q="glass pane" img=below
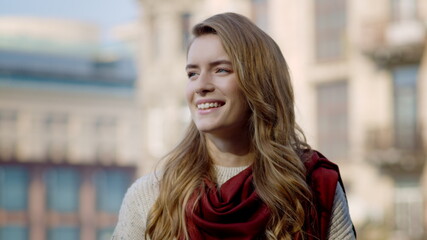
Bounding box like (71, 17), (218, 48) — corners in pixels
(0, 226), (28, 240)
(251, 0), (268, 31)
(0, 166), (29, 211)
(315, 0), (347, 60)
(394, 180), (424, 238)
(393, 65), (418, 149)
(181, 13), (191, 49)
(46, 168), (80, 212)
(95, 169), (131, 213)
(48, 227), (79, 240)
(317, 81), (349, 160)
(97, 227), (114, 240)
(391, 0), (417, 21)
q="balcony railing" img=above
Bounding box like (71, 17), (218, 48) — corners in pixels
(0, 131), (130, 166)
(366, 126), (425, 177)
(358, 18), (426, 66)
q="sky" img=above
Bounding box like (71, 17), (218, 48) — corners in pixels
(0, 0), (140, 41)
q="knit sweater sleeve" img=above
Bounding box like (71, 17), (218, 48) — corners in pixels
(328, 183), (356, 240)
(111, 173), (160, 240)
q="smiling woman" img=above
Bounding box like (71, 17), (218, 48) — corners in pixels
(112, 12), (356, 240)
(185, 34), (251, 149)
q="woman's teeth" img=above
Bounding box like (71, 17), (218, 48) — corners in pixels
(197, 102), (223, 110)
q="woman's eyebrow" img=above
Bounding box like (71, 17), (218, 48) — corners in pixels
(185, 63), (199, 70)
(185, 60), (232, 70)
(209, 60), (232, 67)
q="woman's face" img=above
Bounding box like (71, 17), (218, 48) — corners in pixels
(185, 34), (250, 137)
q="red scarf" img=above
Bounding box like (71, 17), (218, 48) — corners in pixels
(185, 151), (354, 240)
(186, 166), (270, 240)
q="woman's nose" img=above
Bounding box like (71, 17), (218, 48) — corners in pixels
(194, 73), (215, 95)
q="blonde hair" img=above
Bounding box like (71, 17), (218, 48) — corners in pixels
(146, 12), (312, 239)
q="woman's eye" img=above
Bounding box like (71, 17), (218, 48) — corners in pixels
(187, 72), (197, 78)
(216, 68), (230, 73)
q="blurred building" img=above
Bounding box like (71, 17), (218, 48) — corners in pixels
(0, 17), (142, 240)
(137, 0), (427, 239)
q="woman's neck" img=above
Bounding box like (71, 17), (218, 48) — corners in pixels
(205, 133), (254, 167)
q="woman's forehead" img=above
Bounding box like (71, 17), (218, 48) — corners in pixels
(187, 34), (230, 65)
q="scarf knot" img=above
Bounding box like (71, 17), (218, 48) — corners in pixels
(186, 167), (270, 240)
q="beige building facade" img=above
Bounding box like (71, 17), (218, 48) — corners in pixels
(0, 17), (142, 240)
(136, 0), (427, 239)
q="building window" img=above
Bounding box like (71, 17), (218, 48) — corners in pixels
(97, 227), (115, 240)
(44, 113), (69, 161)
(148, 14), (159, 59)
(47, 226), (80, 240)
(394, 179), (424, 238)
(391, 0), (417, 21)
(0, 166), (29, 211)
(0, 110), (18, 160)
(314, 0), (347, 61)
(0, 226), (28, 240)
(181, 13), (192, 49)
(95, 169), (130, 213)
(46, 167), (80, 212)
(0, 164), (133, 240)
(94, 169), (131, 240)
(0, 166), (29, 240)
(251, 0), (269, 31)
(317, 81), (349, 161)
(392, 65), (418, 150)
(95, 117), (117, 162)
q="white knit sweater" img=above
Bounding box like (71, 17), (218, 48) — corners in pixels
(112, 165), (355, 240)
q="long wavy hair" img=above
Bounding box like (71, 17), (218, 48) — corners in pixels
(146, 12), (312, 240)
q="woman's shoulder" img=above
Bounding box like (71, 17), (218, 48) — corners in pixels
(112, 172), (161, 239)
(117, 171), (162, 216)
(126, 172), (161, 200)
